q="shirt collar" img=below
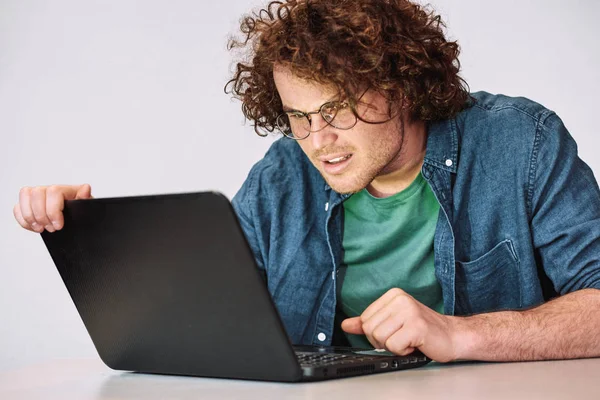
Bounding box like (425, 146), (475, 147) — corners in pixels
(423, 116), (459, 174)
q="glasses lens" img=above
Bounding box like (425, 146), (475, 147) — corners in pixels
(321, 102), (356, 130)
(277, 113), (310, 139)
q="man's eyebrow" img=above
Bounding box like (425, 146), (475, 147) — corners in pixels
(281, 95), (343, 113)
(282, 105), (299, 113)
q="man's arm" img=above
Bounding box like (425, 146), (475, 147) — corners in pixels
(342, 287), (600, 362)
(456, 288), (600, 361)
(443, 111), (600, 362)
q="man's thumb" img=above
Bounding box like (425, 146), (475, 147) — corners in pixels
(341, 317), (364, 335)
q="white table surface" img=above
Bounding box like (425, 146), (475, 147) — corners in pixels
(1, 357), (599, 400)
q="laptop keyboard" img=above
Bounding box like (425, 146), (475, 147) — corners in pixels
(295, 351), (426, 367)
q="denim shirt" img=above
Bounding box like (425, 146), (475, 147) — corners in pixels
(231, 91), (600, 346)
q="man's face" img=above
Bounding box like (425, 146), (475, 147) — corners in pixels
(273, 66), (407, 194)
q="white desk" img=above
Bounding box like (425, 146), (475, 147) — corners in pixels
(1, 357), (599, 399)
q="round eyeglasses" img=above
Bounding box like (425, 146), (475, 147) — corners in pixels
(275, 100), (358, 140)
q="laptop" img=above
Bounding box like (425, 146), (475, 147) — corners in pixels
(40, 191), (430, 382)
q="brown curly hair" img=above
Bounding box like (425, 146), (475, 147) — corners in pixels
(225, 0), (470, 136)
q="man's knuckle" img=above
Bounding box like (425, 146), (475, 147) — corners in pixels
(22, 213), (34, 223)
(372, 328), (388, 344)
(385, 337), (402, 354)
(34, 186), (46, 194)
(392, 294), (410, 308)
(30, 187), (43, 199)
(46, 185), (60, 197)
(19, 186), (31, 197)
(361, 320), (374, 334)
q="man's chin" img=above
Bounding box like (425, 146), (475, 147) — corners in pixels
(323, 177), (367, 195)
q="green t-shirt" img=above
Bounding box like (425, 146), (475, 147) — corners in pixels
(339, 172), (443, 348)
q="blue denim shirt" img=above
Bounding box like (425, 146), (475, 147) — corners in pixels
(231, 91), (600, 346)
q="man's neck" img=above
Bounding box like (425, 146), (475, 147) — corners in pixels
(367, 119), (427, 198)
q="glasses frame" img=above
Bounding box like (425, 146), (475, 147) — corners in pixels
(276, 97), (361, 140)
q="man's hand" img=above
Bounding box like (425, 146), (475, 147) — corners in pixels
(13, 184), (93, 233)
(341, 288), (461, 362)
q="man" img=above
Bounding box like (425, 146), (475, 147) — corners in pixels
(13, 0), (600, 363)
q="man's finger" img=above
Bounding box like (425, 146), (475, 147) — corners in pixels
(75, 183), (92, 200)
(341, 317), (364, 335)
(361, 303), (395, 337)
(19, 187), (40, 231)
(370, 314), (406, 350)
(13, 204), (31, 230)
(46, 186), (66, 230)
(52, 184), (89, 201)
(385, 327), (421, 356)
(360, 288), (407, 322)
(31, 187), (51, 229)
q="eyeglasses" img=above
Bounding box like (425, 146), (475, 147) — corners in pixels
(276, 100), (358, 140)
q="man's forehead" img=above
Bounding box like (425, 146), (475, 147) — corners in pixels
(273, 65), (340, 110)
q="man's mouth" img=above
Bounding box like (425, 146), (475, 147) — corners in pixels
(326, 154), (352, 164)
(319, 153), (353, 175)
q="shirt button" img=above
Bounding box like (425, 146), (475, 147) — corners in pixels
(325, 202), (329, 212)
(317, 333), (327, 342)
(445, 159), (453, 167)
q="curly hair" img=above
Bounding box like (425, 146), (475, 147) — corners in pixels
(225, 0), (470, 136)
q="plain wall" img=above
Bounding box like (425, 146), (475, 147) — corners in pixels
(1, 0), (598, 370)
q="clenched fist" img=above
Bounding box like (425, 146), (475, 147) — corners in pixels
(342, 288), (462, 362)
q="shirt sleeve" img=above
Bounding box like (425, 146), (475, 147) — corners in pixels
(231, 167), (267, 279)
(530, 112), (600, 294)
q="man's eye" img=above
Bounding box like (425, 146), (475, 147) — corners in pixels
(323, 102), (346, 114)
(334, 102), (350, 111)
(288, 113), (305, 119)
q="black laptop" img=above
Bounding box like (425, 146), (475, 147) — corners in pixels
(40, 191), (430, 382)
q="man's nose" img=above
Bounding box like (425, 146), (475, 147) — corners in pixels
(309, 116), (338, 150)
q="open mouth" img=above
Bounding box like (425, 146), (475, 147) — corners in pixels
(326, 154), (352, 164)
(321, 154), (353, 175)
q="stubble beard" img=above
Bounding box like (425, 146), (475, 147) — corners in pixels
(321, 119), (406, 195)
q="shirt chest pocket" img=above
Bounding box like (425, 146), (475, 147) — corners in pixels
(454, 239), (522, 315)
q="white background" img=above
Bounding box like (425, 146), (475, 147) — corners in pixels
(0, 0), (598, 370)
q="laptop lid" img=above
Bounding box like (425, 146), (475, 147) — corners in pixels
(41, 191), (303, 382)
